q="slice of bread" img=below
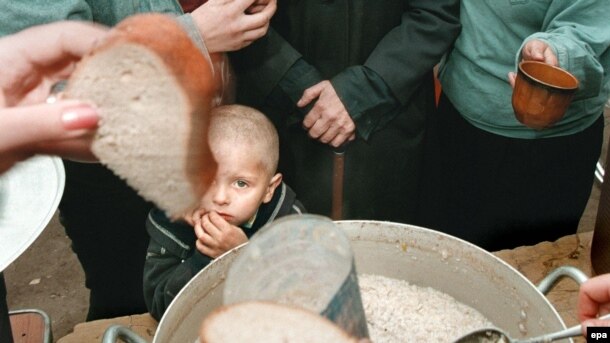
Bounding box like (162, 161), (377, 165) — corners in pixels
(199, 301), (358, 343)
(65, 13), (216, 217)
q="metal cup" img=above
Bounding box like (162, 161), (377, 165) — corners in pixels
(223, 214), (369, 340)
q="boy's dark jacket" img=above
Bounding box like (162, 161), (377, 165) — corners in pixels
(143, 182), (305, 320)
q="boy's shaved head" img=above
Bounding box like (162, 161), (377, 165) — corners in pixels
(208, 104), (279, 175)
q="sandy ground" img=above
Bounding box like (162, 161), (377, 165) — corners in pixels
(4, 213), (88, 340)
(4, 107), (610, 341)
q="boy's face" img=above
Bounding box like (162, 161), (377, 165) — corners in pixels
(198, 142), (281, 226)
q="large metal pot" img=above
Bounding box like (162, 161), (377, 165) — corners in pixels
(151, 220), (572, 342)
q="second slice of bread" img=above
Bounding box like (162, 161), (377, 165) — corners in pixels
(199, 301), (358, 343)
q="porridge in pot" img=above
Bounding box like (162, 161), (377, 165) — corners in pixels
(359, 274), (494, 342)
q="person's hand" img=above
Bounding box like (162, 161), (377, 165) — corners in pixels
(508, 39), (558, 87)
(578, 274), (610, 335)
(520, 39), (558, 66)
(0, 101), (98, 173)
(246, 0), (270, 14)
(0, 21), (107, 173)
(193, 211), (248, 258)
(191, 0), (276, 53)
(182, 207), (204, 226)
(298, 80), (356, 148)
(0, 21), (107, 107)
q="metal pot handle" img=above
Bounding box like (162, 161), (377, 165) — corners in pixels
(101, 325), (150, 343)
(536, 266), (588, 295)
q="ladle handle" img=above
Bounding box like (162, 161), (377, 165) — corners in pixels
(519, 313), (610, 343)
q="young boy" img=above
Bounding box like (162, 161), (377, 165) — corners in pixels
(143, 104), (305, 320)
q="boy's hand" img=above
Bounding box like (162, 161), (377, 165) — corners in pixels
(182, 208), (206, 227)
(194, 211), (247, 258)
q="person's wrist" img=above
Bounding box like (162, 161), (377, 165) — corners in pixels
(190, 7), (225, 54)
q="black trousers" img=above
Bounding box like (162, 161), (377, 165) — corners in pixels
(59, 161), (152, 321)
(1, 274), (13, 343)
(417, 93), (603, 251)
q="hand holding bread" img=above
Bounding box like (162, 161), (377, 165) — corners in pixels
(65, 13), (218, 217)
(0, 21), (107, 107)
(60, 8), (269, 217)
(0, 21), (106, 173)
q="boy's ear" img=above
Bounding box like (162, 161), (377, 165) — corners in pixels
(262, 173), (282, 203)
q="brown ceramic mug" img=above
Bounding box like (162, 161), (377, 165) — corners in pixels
(512, 61), (579, 129)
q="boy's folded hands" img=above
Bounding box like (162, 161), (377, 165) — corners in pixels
(192, 211), (248, 258)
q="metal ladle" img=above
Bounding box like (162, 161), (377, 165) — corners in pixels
(454, 313), (610, 343)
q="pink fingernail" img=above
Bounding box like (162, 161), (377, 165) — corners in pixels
(62, 105), (99, 130)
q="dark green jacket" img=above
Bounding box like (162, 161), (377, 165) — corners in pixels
(231, 1), (461, 220)
(143, 182), (305, 320)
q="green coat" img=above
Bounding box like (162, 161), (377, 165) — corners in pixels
(0, 1), (211, 57)
(0, 1), (181, 29)
(231, 0), (461, 221)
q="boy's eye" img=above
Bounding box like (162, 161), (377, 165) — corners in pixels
(234, 180), (248, 188)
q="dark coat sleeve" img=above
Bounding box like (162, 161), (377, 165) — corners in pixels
(142, 210), (212, 320)
(231, 0), (460, 104)
(143, 240), (212, 321)
(363, 0), (461, 104)
(229, 28), (303, 106)
(333, 0), (461, 137)
(231, 0), (460, 136)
